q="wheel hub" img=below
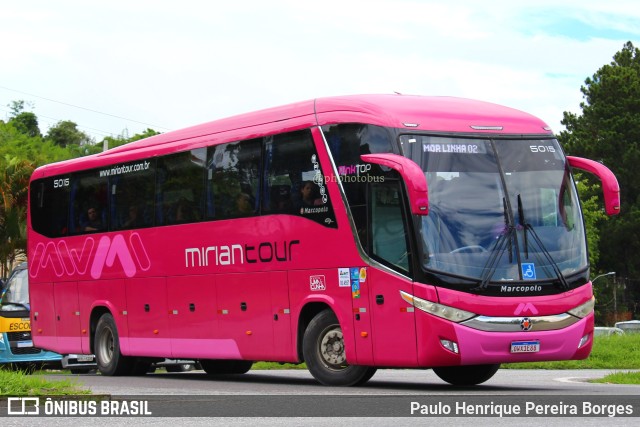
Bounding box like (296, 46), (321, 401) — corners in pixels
(320, 328), (345, 367)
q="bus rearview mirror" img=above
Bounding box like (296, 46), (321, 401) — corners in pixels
(567, 156), (620, 216)
(360, 153), (429, 215)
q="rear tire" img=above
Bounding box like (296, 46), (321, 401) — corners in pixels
(302, 309), (376, 386)
(200, 360), (253, 375)
(94, 313), (132, 376)
(433, 364), (500, 385)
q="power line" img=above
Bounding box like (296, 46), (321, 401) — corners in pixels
(0, 105), (116, 138)
(0, 85), (171, 131)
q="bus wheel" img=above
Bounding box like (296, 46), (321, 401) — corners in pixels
(200, 360), (253, 375)
(432, 363), (500, 386)
(303, 309), (376, 386)
(95, 313), (132, 376)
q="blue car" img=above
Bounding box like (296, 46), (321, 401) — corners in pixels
(0, 262), (62, 371)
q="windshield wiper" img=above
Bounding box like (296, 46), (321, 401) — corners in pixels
(474, 197), (514, 291)
(517, 194), (570, 290)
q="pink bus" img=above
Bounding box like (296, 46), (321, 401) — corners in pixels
(28, 94), (620, 386)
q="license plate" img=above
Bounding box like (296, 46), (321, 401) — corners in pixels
(76, 355), (95, 362)
(510, 340), (540, 353)
(17, 340), (33, 348)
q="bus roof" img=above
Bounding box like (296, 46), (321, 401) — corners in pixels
(33, 94), (552, 177)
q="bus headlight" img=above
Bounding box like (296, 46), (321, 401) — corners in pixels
(567, 296), (595, 319)
(400, 291), (476, 322)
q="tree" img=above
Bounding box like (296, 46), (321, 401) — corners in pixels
(0, 156), (34, 277)
(9, 111), (41, 137)
(99, 128), (161, 150)
(46, 120), (94, 147)
(574, 177), (608, 270)
(5, 99), (41, 137)
(559, 41), (640, 319)
(7, 100), (31, 117)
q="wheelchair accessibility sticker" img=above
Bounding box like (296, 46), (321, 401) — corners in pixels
(522, 263), (536, 280)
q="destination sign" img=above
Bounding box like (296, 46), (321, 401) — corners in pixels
(423, 142), (487, 154)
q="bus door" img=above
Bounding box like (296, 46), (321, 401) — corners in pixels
(29, 281), (58, 350)
(367, 181), (418, 366)
(269, 271), (292, 361)
(167, 274), (219, 359)
(215, 272), (276, 361)
(52, 281), (82, 353)
(124, 277), (170, 357)
(347, 266), (374, 365)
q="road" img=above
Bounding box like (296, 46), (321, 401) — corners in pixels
(47, 367), (639, 396)
(3, 368), (639, 426)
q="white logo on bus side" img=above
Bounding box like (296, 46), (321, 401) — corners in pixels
(310, 275), (326, 291)
(30, 233), (151, 279)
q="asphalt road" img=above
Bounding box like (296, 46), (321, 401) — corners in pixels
(48, 367), (640, 396)
(3, 368), (639, 426)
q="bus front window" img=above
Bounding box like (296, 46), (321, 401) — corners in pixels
(401, 135), (588, 291)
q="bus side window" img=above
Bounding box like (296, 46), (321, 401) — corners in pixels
(263, 130), (336, 227)
(110, 160), (156, 231)
(156, 149), (206, 226)
(70, 172), (108, 234)
(30, 178), (71, 238)
(207, 139), (261, 220)
(371, 181), (410, 272)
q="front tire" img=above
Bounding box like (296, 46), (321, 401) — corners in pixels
(433, 364), (500, 385)
(94, 313), (132, 376)
(302, 309), (376, 386)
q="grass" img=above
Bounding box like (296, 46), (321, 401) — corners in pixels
(592, 371), (640, 385)
(252, 361), (306, 370)
(503, 333), (640, 369)
(0, 368), (90, 396)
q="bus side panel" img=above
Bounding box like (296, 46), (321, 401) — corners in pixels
(350, 267), (374, 365)
(216, 272), (275, 360)
(270, 271), (294, 361)
(30, 281), (58, 351)
(167, 274), (219, 359)
(125, 277), (170, 357)
(78, 279), (128, 354)
(414, 311), (462, 367)
(288, 269), (357, 363)
(52, 281), (82, 353)
(368, 269), (419, 366)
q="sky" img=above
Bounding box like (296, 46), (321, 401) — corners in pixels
(1, 0), (639, 142)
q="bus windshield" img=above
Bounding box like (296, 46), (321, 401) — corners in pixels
(400, 135), (587, 286)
